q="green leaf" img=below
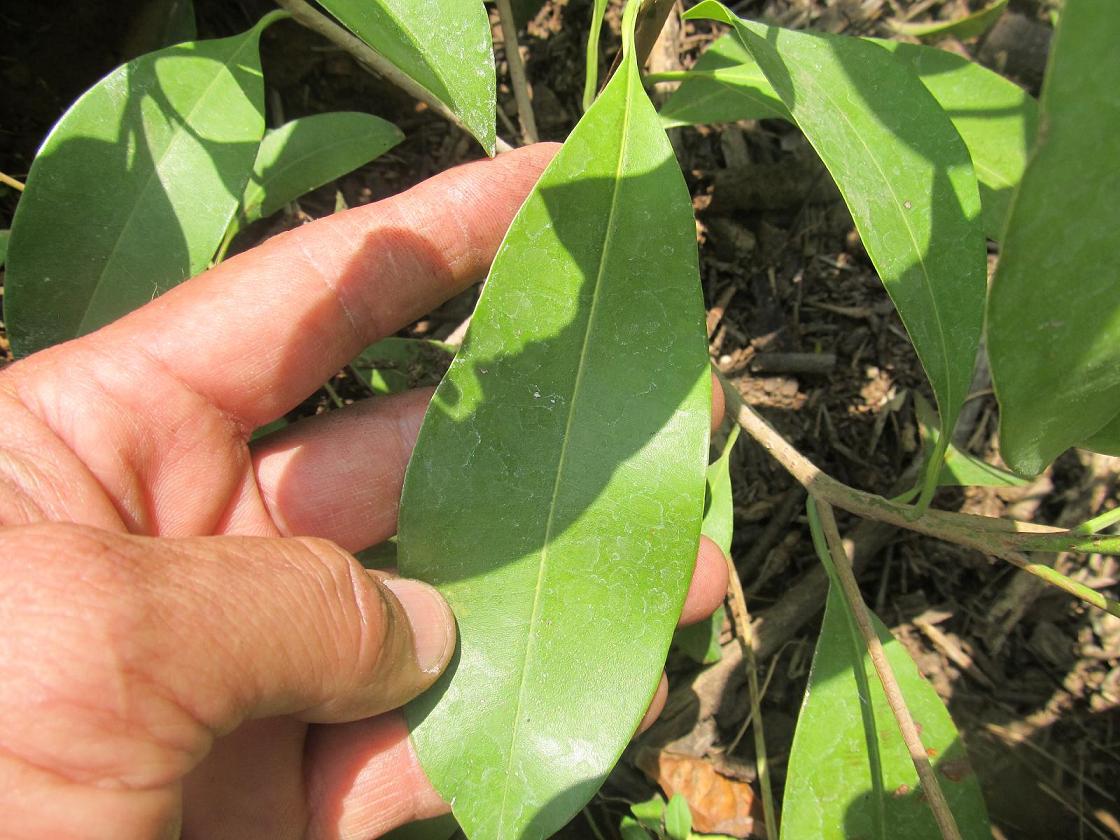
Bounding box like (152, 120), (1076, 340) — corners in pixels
(783, 586), (990, 838)
(877, 40), (1038, 240)
(1079, 412), (1120, 457)
(631, 794), (667, 831)
(887, 0), (1012, 40)
(4, 14), (281, 357)
(315, 0), (495, 154)
(685, 2), (986, 506)
(0, 229), (9, 268)
(351, 337), (455, 396)
(665, 794), (693, 840)
(660, 34), (1037, 240)
(658, 33), (788, 128)
(397, 4), (711, 836)
(987, 0), (1120, 476)
(620, 816), (656, 840)
(238, 112), (403, 227)
(912, 394), (1026, 489)
(889, 0), (1008, 40)
(674, 425), (738, 664)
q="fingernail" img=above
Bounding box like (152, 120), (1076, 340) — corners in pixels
(383, 578), (456, 673)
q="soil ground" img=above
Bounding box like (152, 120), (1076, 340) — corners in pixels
(1, 1), (1116, 838)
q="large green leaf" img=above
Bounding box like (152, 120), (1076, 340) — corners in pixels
(987, 0), (1120, 476)
(315, 0), (495, 154)
(881, 40), (1037, 241)
(674, 425), (738, 665)
(4, 14), (279, 357)
(685, 3), (986, 500)
(0, 230), (9, 268)
(660, 34), (1036, 239)
(239, 112), (403, 227)
(397, 5), (711, 837)
(784, 530), (990, 840)
(381, 815), (458, 840)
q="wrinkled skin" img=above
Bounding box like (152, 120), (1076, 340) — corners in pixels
(0, 144), (728, 839)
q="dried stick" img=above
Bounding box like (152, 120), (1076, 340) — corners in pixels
(495, 0), (539, 143)
(717, 374), (1120, 617)
(0, 171), (25, 192)
(724, 551), (777, 839)
(812, 499), (963, 840)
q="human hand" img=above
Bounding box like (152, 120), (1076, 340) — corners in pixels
(0, 143), (728, 839)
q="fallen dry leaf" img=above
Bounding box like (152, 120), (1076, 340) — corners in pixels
(636, 747), (766, 838)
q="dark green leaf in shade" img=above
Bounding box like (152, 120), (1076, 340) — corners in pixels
(314, 0), (495, 154)
(1079, 412), (1120, 458)
(381, 815), (459, 840)
(0, 230), (8, 268)
(665, 794), (693, 840)
(239, 112), (403, 227)
(912, 394), (1027, 489)
(396, 4), (711, 836)
(684, 2), (986, 506)
(619, 816), (655, 840)
(987, 0), (1120, 476)
(783, 582), (990, 837)
(889, 0), (1008, 40)
(660, 33), (1036, 240)
(674, 425), (739, 664)
(4, 14), (281, 357)
(351, 337), (455, 396)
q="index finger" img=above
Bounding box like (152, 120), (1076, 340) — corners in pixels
(90, 144), (559, 429)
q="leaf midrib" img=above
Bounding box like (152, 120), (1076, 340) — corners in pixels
(492, 71), (636, 838)
(75, 34), (260, 335)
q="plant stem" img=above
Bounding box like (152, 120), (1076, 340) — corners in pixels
(583, 0), (609, 110)
(272, 0), (472, 143)
(811, 499), (963, 840)
(724, 550), (778, 839)
(495, 0), (539, 144)
(603, 0), (679, 87)
(0, 171), (25, 192)
(718, 374), (1120, 617)
(1074, 504), (1120, 535)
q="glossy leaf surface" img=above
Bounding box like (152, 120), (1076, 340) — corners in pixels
(674, 426), (738, 664)
(783, 585), (990, 839)
(5, 15), (277, 356)
(987, 0), (1120, 476)
(239, 112), (402, 227)
(315, 0), (495, 153)
(397, 10), (710, 837)
(661, 33), (1033, 239)
(890, 0), (1008, 40)
(686, 2), (986, 466)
